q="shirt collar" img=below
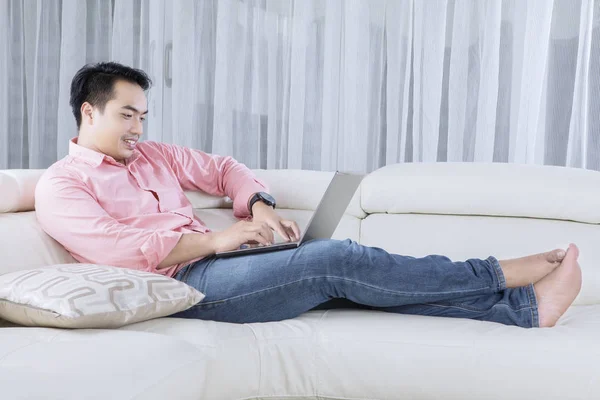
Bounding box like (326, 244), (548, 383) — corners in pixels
(68, 137), (140, 167)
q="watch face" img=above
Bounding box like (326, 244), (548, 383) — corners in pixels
(259, 192), (275, 205)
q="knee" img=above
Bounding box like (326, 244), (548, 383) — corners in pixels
(324, 239), (362, 269)
(321, 238), (355, 256)
(302, 238), (355, 263)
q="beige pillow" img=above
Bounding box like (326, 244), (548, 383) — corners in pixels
(0, 264), (204, 328)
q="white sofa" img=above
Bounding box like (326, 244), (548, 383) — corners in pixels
(0, 162), (599, 400)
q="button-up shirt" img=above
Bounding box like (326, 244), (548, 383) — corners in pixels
(34, 138), (268, 277)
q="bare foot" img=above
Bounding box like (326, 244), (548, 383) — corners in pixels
(534, 244), (582, 328)
(499, 248), (567, 288)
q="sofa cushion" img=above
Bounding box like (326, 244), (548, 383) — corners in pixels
(0, 211), (77, 274)
(0, 327), (210, 400)
(361, 162), (600, 224)
(0, 263), (204, 328)
(119, 306), (600, 400)
(0, 169), (45, 213)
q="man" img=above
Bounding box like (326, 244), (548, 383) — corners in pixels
(35, 62), (582, 328)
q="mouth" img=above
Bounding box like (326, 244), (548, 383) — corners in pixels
(123, 138), (138, 150)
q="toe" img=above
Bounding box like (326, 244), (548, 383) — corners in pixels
(568, 243), (580, 259)
(546, 249), (566, 263)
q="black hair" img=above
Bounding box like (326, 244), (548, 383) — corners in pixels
(69, 61), (152, 128)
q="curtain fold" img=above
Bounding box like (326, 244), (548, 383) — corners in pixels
(1, 0), (598, 174)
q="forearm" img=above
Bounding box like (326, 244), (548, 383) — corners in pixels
(156, 143), (269, 218)
(157, 232), (217, 270)
(250, 200), (274, 215)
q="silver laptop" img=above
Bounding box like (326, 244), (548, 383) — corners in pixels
(214, 171), (364, 258)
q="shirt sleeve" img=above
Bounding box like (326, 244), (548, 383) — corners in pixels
(149, 142), (270, 218)
(34, 171), (183, 274)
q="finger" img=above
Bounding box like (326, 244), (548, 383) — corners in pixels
(292, 222), (301, 240)
(283, 220), (301, 241)
(251, 222), (274, 245)
(260, 222), (275, 244)
(251, 231), (270, 246)
(272, 221), (291, 242)
(290, 225), (298, 240)
(245, 223), (268, 244)
(283, 226), (295, 242)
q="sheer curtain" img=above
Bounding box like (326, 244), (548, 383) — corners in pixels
(1, 0), (598, 173)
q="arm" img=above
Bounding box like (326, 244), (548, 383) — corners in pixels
(156, 232), (215, 269)
(148, 142), (302, 242)
(148, 142), (269, 218)
(35, 173), (202, 273)
(35, 171), (281, 270)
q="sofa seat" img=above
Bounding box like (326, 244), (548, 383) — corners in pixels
(1, 305), (598, 399)
(120, 305), (600, 400)
(0, 324), (210, 399)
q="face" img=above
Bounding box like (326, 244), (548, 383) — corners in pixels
(80, 80), (148, 163)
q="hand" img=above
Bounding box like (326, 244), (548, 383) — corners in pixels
(251, 202), (301, 243)
(210, 220), (277, 253)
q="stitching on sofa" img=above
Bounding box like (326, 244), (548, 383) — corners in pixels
(176, 312), (335, 398)
(0, 329), (63, 365)
(246, 324), (264, 397)
(315, 310), (331, 398)
(0, 340), (41, 365)
(357, 216), (362, 243)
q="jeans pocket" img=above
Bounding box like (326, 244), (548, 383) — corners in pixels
(175, 263), (194, 283)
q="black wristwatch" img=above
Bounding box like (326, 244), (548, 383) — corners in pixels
(248, 192), (276, 215)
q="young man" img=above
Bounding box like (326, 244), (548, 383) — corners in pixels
(35, 62), (582, 328)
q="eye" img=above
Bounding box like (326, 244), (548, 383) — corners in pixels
(122, 114), (133, 119)
(141, 117), (146, 122)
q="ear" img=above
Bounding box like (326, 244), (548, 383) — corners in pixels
(80, 102), (94, 126)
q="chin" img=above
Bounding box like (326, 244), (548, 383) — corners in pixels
(116, 145), (134, 157)
(110, 149), (130, 164)
(119, 150), (133, 160)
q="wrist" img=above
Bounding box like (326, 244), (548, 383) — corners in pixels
(205, 231), (220, 254)
(251, 201), (274, 215)
(248, 192), (276, 216)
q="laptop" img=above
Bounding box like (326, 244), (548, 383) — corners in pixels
(214, 171), (364, 258)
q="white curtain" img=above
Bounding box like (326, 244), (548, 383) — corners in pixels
(1, 0), (598, 173)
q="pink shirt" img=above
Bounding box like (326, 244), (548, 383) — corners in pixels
(35, 138), (268, 277)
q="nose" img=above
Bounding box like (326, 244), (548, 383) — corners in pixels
(130, 117), (144, 136)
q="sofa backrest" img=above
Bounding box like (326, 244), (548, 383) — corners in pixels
(0, 170), (79, 273)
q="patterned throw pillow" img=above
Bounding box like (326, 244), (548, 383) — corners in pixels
(0, 264), (204, 328)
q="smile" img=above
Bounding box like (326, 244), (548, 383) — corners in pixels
(123, 139), (137, 148)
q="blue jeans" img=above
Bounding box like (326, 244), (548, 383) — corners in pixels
(172, 239), (539, 328)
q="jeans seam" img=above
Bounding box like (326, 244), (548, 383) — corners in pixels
(486, 256), (506, 291)
(190, 275), (496, 308)
(422, 301), (534, 314)
(179, 264), (193, 283)
(526, 283), (540, 327)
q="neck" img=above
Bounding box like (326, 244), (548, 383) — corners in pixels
(76, 132), (97, 151)
(76, 133), (126, 165)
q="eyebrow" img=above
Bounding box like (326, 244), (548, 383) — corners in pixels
(121, 105), (148, 115)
